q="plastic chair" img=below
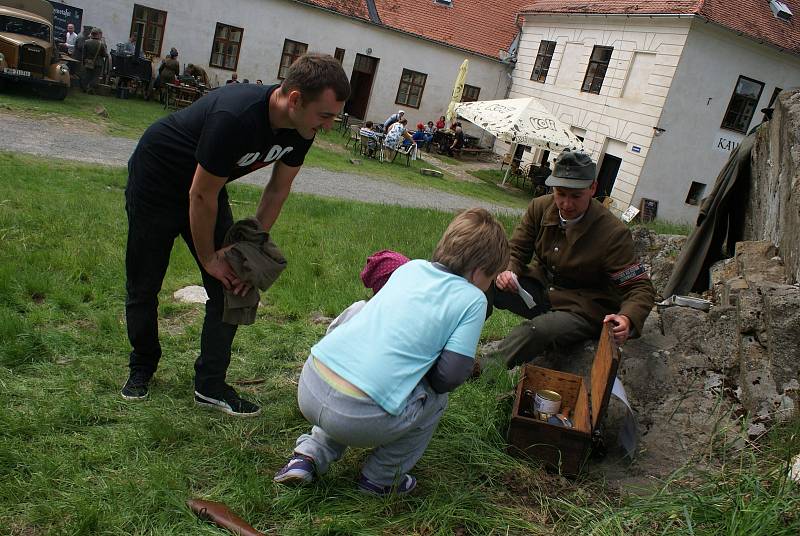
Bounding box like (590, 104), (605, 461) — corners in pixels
(381, 142), (411, 166)
(345, 124), (360, 151)
(359, 133), (378, 158)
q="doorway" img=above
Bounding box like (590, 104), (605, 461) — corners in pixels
(345, 54), (379, 120)
(595, 154), (621, 199)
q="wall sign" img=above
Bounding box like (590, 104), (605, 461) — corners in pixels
(631, 145), (641, 154)
(639, 198), (658, 223)
(48, 1), (83, 43)
(621, 205), (640, 223)
(714, 134), (741, 154)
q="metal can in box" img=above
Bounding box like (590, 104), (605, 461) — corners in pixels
(534, 389), (561, 420)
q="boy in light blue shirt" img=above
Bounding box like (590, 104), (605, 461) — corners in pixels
(274, 208), (510, 495)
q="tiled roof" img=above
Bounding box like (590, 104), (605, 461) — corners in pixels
(294, 0), (372, 21)
(293, 0), (529, 59)
(520, 0), (800, 56)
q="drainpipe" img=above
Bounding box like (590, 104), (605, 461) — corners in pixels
(502, 13), (524, 99)
(365, 0), (382, 25)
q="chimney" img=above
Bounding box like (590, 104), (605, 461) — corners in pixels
(769, 0), (793, 22)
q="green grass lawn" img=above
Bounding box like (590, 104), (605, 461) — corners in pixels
(0, 86), (170, 139)
(0, 89), (529, 210)
(1, 152), (798, 535)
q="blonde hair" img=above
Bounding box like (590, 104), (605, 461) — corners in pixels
(432, 208), (509, 278)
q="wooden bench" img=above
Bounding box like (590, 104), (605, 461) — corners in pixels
(458, 147), (494, 162)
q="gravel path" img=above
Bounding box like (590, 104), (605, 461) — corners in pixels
(0, 112), (521, 215)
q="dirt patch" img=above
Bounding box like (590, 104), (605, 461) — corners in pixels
(421, 152), (498, 184)
(0, 110), (106, 136)
(9, 521), (44, 536)
(159, 307), (203, 336)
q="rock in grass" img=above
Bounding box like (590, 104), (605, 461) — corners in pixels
(420, 168), (442, 178)
(349, 158), (361, 165)
(94, 105), (108, 118)
(311, 312), (333, 325)
(174, 285), (208, 304)
(790, 453), (800, 483)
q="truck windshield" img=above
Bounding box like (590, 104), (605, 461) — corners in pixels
(0, 15), (50, 41)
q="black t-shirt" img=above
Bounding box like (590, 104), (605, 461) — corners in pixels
(129, 83), (313, 205)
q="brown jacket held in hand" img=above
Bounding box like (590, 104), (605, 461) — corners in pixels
(507, 194), (655, 336)
(222, 218), (287, 325)
(187, 499), (264, 536)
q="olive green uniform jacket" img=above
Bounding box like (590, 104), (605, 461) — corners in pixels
(507, 195), (655, 336)
(158, 57), (180, 85)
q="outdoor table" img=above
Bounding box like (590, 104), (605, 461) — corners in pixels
(463, 133), (480, 148)
(164, 83), (203, 110)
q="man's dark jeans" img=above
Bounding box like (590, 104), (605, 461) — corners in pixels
(124, 184), (237, 395)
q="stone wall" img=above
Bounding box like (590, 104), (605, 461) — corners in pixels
(745, 89), (800, 284)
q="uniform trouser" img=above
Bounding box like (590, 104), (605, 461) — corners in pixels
(124, 180), (237, 394)
(487, 278), (598, 368)
(80, 67), (99, 91)
(293, 356), (448, 486)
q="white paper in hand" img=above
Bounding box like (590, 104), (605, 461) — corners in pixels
(510, 272), (536, 309)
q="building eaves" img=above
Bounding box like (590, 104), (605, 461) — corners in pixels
(519, 0), (800, 57)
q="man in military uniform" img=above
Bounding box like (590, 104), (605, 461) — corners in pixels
(185, 63), (209, 86)
(80, 27), (107, 93)
(486, 149), (655, 368)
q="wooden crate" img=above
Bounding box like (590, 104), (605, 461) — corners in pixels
(507, 323), (621, 476)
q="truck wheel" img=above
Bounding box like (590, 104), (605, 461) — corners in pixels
(38, 85), (69, 100)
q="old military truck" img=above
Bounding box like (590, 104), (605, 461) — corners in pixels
(0, 0), (70, 99)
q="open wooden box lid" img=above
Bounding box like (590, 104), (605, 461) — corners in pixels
(589, 323), (621, 430)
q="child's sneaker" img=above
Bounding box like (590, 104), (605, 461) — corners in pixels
(273, 454), (315, 484)
(357, 473), (417, 496)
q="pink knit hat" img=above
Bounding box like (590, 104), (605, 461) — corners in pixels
(359, 250), (410, 294)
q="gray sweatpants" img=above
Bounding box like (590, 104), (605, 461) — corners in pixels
(293, 356), (448, 486)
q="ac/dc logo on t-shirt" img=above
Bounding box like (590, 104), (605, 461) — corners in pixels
(235, 145), (295, 170)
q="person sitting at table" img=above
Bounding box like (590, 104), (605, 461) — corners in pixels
(435, 116), (446, 130)
(447, 123), (465, 157)
(359, 121), (380, 157)
(384, 118), (415, 151)
(383, 110), (404, 132)
(531, 161), (552, 196)
(412, 122), (432, 151)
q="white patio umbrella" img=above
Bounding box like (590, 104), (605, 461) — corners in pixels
(454, 97), (584, 185)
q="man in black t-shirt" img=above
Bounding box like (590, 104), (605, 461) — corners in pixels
(122, 54), (350, 416)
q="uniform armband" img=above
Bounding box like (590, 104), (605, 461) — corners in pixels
(610, 263), (649, 287)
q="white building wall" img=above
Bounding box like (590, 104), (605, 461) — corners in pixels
(59, 0), (508, 129)
(509, 15), (693, 213)
(635, 21), (800, 223)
